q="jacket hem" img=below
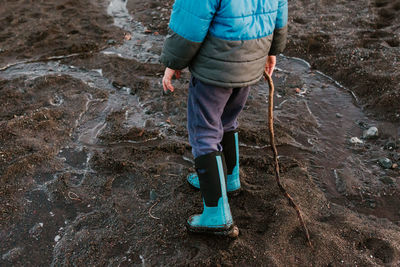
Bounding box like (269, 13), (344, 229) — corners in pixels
(190, 69), (263, 88)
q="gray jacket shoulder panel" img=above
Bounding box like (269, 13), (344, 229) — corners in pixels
(160, 30), (202, 70)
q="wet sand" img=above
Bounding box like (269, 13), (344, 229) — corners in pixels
(1, 0), (400, 266)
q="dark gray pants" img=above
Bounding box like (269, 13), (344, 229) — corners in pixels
(187, 76), (250, 158)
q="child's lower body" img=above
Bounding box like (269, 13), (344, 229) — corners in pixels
(185, 75), (250, 236)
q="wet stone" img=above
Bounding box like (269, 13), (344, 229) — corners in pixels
(335, 113), (343, 118)
(393, 153), (400, 162)
(350, 137), (364, 144)
(363, 127), (379, 139)
(356, 120), (369, 129)
(149, 189), (157, 200)
(379, 158), (392, 169)
(107, 39), (116, 45)
(384, 140), (397, 150)
(112, 81), (125, 90)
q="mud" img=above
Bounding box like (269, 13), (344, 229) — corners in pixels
(1, 0), (400, 266)
(286, 0), (400, 121)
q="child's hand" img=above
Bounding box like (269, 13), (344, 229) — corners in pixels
(162, 67), (181, 93)
(264, 55), (276, 77)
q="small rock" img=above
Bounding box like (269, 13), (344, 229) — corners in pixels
(379, 158), (392, 169)
(0, 48), (4, 53)
(392, 163), (398, 169)
(107, 39), (116, 45)
(112, 81), (125, 90)
(335, 113), (343, 118)
(356, 120), (369, 129)
(363, 127), (379, 139)
(149, 189), (157, 200)
(350, 137), (364, 144)
(384, 140), (397, 150)
(54, 235), (61, 242)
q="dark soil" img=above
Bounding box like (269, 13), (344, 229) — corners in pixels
(0, 0), (124, 66)
(286, 0), (400, 121)
(1, 0), (400, 266)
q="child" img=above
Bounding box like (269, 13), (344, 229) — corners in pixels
(160, 0), (288, 236)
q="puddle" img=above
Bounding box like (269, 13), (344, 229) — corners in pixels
(104, 0), (163, 63)
(267, 56), (400, 222)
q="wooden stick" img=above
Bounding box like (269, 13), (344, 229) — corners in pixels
(264, 71), (313, 248)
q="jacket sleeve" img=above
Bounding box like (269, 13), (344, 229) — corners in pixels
(160, 0), (219, 70)
(269, 0), (288, 55)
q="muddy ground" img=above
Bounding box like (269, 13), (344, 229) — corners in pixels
(1, 0), (400, 266)
(286, 0), (400, 121)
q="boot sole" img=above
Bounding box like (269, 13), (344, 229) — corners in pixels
(186, 223), (239, 238)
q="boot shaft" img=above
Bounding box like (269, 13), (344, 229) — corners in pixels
(221, 131), (239, 175)
(195, 151), (228, 207)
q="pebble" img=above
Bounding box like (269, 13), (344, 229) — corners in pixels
(150, 189), (157, 200)
(54, 235), (61, 242)
(107, 39), (116, 45)
(112, 81), (124, 90)
(384, 140), (397, 150)
(335, 113), (343, 118)
(349, 137), (364, 144)
(378, 158), (392, 169)
(356, 120), (369, 129)
(363, 127), (379, 139)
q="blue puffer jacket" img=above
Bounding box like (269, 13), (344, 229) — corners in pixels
(160, 0), (288, 87)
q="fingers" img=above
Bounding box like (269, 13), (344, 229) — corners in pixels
(266, 55), (276, 77)
(162, 76), (174, 92)
(162, 68), (182, 93)
(267, 64), (274, 76)
(162, 68), (175, 92)
(265, 56), (277, 77)
(264, 66), (273, 78)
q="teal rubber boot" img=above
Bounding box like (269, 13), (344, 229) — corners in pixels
(187, 131), (241, 193)
(186, 152), (238, 236)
